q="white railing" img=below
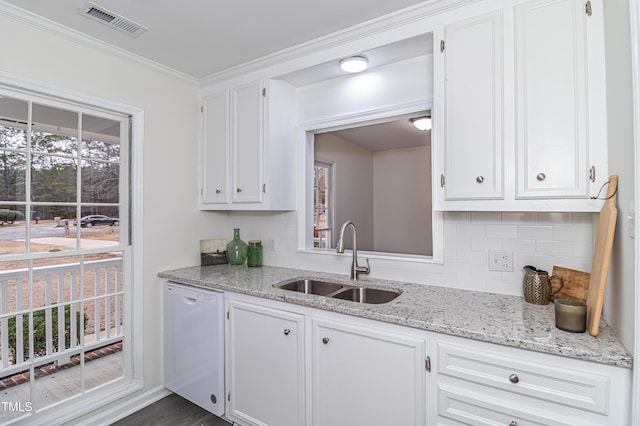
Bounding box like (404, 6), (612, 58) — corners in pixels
(0, 258), (124, 378)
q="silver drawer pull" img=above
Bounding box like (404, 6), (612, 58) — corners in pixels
(476, 176), (484, 183)
(283, 329), (291, 335)
(509, 373), (519, 384)
(215, 189), (221, 194)
(510, 422), (518, 426)
(236, 188), (242, 192)
(536, 173), (546, 181)
(322, 337), (330, 344)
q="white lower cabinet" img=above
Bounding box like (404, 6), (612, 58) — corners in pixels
(223, 293), (630, 426)
(433, 335), (631, 426)
(226, 299), (305, 426)
(225, 294), (426, 426)
(311, 318), (426, 426)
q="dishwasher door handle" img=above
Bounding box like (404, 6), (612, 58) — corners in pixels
(182, 296), (197, 305)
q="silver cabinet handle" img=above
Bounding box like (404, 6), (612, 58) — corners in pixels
(283, 329), (290, 335)
(509, 373), (519, 384)
(215, 189), (221, 194)
(510, 422), (518, 426)
(536, 173), (546, 181)
(322, 337), (330, 344)
(236, 188), (242, 192)
(476, 176), (484, 183)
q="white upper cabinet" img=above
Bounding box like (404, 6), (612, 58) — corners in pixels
(515, 0), (589, 199)
(231, 81), (264, 204)
(201, 90), (229, 204)
(442, 10), (504, 200)
(200, 79), (297, 210)
(434, 0), (608, 211)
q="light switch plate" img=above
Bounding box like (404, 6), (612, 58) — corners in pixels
(488, 250), (513, 271)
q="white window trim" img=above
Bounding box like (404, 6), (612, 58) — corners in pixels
(295, 106), (444, 264)
(0, 70), (144, 424)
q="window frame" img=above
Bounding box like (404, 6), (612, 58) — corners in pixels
(0, 76), (144, 424)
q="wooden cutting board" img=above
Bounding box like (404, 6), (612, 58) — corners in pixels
(586, 175), (618, 336)
(550, 265), (590, 303)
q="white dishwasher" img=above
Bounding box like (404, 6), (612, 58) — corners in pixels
(164, 282), (225, 416)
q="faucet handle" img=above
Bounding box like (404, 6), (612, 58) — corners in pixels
(356, 258), (370, 275)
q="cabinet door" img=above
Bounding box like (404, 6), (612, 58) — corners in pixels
(515, 0), (588, 198)
(201, 90), (230, 204)
(227, 300), (305, 426)
(312, 318), (425, 426)
(442, 10), (504, 200)
(231, 81), (264, 203)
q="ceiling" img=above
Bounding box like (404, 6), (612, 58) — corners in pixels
(3, 0), (430, 79)
(322, 114), (431, 152)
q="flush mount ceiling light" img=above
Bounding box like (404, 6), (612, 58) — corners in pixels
(410, 116), (432, 131)
(339, 56), (369, 73)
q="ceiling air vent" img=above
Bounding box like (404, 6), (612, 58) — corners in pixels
(78, 2), (148, 37)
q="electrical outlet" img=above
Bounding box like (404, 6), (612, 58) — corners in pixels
(488, 250), (513, 271)
(264, 238), (277, 251)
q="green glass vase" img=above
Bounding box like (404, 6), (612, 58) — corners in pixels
(226, 228), (248, 265)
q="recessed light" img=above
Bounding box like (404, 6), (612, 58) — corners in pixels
(339, 56), (369, 73)
(410, 117), (431, 131)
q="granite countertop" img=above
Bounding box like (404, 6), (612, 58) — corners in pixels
(158, 264), (633, 368)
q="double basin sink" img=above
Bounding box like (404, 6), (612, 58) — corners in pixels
(275, 279), (401, 304)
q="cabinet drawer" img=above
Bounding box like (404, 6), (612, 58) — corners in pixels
(437, 342), (609, 414)
(437, 383), (601, 426)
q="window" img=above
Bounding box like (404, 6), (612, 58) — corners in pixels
(313, 161), (333, 248)
(0, 90), (132, 423)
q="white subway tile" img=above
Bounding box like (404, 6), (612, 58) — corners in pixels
(444, 248), (458, 262)
(503, 239), (536, 253)
(444, 211), (470, 223)
(518, 226), (553, 240)
(553, 225), (593, 242)
(444, 235), (472, 250)
(553, 256), (592, 272)
(470, 212), (502, 224)
(457, 224), (486, 238)
(536, 212), (571, 225)
(571, 212), (595, 225)
(471, 238), (503, 251)
(536, 240), (573, 256)
(502, 212), (536, 224)
(572, 241), (594, 257)
(486, 225), (518, 239)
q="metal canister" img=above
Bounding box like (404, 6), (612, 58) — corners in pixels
(247, 240), (263, 267)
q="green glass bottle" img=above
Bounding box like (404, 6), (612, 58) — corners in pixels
(226, 228), (248, 265)
(247, 240), (263, 267)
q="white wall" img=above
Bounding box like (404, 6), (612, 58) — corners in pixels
(315, 133), (374, 249)
(373, 146), (432, 255)
(602, 0), (635, 352)
(0, 10), (228, 417)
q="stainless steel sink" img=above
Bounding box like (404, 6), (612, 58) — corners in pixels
(276, 279), (344, 295)
(276, 279), (401, 304)
(331, 287), (400, 304)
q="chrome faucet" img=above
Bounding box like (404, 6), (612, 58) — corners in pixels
(336, 220), (370, 281)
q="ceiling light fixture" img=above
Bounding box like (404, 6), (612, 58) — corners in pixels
(410, 116), (432, 131)
(340, 56), (369, 73)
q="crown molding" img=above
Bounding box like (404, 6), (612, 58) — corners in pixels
(196, 0), (478, 88)
(0, 0), (199, 87)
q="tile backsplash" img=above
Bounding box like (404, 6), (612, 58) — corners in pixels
(227, 211), (595, 297)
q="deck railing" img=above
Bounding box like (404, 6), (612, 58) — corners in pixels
(0, 258), (124, 378)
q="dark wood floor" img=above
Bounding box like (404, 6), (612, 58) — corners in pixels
(111, 393), (232, 426)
